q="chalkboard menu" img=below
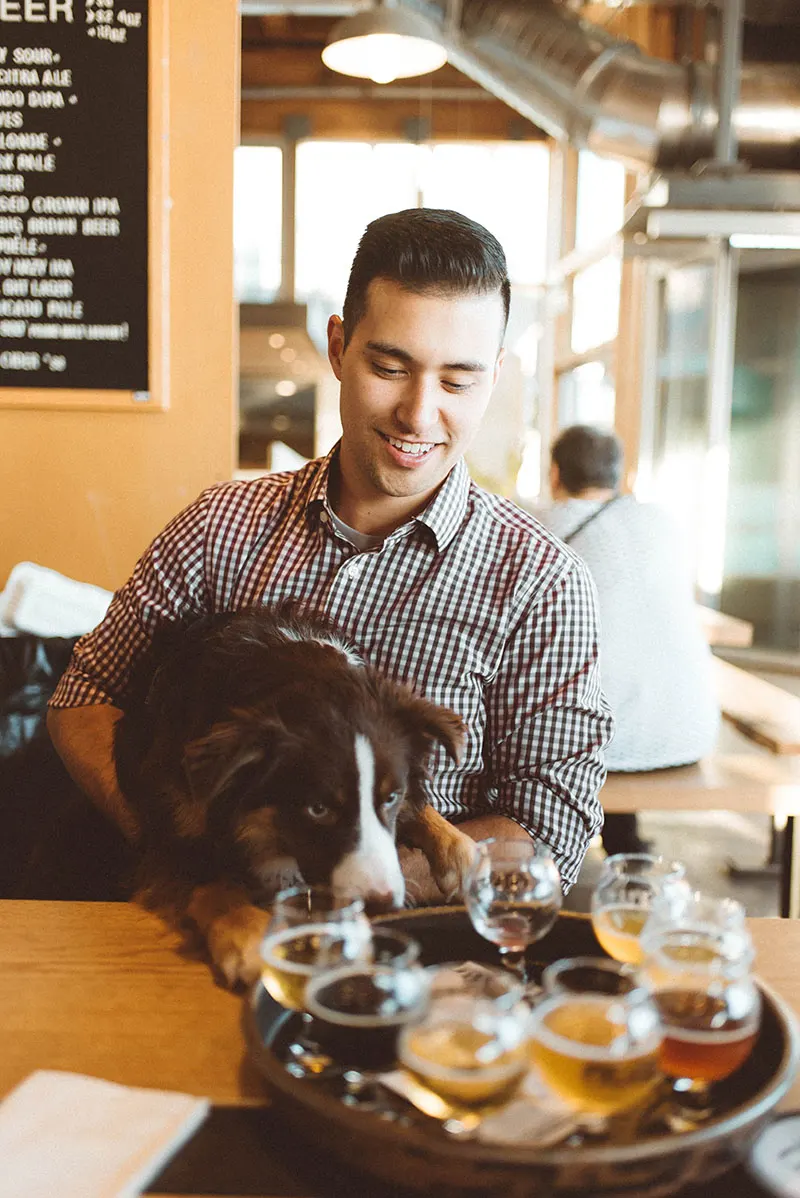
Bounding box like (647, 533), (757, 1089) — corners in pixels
(0, 0), (148, 392)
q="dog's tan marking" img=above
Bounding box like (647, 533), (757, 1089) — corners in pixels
(402, 806), (477, 901)
(187, 882), (269, 988)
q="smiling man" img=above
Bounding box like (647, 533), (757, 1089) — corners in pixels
(48, 208), (612, 902)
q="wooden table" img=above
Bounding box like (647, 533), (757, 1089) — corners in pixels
(0, 901), (798, 1197)
(697, 605), (754, 649)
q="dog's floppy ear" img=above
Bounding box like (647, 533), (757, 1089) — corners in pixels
(177, 710), (291, 837)
(391, 689), (466, 766)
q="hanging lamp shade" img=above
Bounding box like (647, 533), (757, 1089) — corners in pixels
(321, 5), (448, 86)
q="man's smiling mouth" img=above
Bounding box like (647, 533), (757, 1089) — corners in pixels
(382, 434), (438, 458)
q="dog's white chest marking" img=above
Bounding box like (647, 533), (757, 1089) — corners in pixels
(330, 733), (405, 906)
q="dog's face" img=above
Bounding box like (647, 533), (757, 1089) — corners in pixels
(175, 649), (464, 911)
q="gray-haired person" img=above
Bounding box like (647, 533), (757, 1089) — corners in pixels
(535, 424), (719, 856)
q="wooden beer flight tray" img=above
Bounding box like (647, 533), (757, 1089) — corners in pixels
(244, 908), (799, 1197)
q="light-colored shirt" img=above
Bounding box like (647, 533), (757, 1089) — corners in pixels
(534, 494), (719, 771)
(51, 448), (613, 886)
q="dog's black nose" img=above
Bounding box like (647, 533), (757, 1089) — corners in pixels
(364, 892), (397, 916)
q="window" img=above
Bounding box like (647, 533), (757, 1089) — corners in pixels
(233, 146), (283, 302)
(575, 150), (626, 252)
(294, 140), (550, 311)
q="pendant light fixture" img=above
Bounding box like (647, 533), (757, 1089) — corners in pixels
(321, 1), (448, 86)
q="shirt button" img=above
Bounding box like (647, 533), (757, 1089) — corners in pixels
(348, 562), (362, 579)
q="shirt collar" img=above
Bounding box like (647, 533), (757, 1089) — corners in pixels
(412, 456), (470, 552)
(305, 443), (469, 553)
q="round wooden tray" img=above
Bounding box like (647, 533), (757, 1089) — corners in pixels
(244, 908), (799, 1197)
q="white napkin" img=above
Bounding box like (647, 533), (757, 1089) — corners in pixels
(0, 1070), (209, 1198)
(0, 562), (113, 637)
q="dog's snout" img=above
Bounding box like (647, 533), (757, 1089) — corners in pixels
(364, 891), (398, 916)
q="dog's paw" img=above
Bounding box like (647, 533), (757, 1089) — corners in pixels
(205, 906), (270, 988)
(430, 827), (478, 902)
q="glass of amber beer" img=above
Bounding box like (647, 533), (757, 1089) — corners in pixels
(641, 918), (760, 1123)
(529, 957), (663, 1124)
(591, 854), (687, 966)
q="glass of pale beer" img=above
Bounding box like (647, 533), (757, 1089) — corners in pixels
(260, 886), (371, 1075)
(641, 917), (760, 1124)
(465, 839), (562, 980)
(397, 990), (530, 1107)
(591, 854), (687, 965)
(529, 956), (663, 1125)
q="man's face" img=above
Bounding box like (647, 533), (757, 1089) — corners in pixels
(327, 278), (505, 532)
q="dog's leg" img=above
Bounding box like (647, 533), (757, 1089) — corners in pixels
(187, 882), (269, 988)
(401, 806), (477, 901)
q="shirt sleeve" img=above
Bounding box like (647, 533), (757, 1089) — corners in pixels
(485, 558), (613, 890)
(49, 489), (214, 710)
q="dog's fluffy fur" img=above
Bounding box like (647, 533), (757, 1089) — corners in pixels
(21, 607), (477, 985)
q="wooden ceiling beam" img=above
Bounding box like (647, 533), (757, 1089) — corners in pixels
(241, 97), (544, 141)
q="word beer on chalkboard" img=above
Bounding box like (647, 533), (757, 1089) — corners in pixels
(0, 0), (148, 391)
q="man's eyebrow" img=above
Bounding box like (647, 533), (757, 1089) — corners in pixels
(365, 340), (489, 373)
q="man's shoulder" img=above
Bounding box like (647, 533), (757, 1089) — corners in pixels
(467, 482), (585, 577)
(201, 458), (323, 524)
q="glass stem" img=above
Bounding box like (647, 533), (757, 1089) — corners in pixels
(499, 948), (527, 981)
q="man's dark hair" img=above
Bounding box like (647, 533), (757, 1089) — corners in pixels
(342, 208), (510, 346)
(551, 425), (623, 494)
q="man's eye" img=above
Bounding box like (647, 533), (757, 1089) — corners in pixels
(304, 802), (335, 824)
(443, 379), (471, 392)
(373, 363), (403, 377)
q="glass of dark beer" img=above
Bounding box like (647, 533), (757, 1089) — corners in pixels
(304, 931), (428, 1071)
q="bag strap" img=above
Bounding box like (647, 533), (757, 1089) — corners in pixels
(562, 495), (621, 544)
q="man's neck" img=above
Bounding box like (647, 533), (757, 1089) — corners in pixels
(328, 463), (439, 538)
(554, 485), (616, 502)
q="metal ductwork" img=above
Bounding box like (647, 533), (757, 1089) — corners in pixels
(243, 0), (800, 171)
(416, 0), (800, 170)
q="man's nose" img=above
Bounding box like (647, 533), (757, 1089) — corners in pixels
(395, 376), (439, 433)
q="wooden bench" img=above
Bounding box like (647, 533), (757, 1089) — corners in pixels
(601, 723), (800, 917)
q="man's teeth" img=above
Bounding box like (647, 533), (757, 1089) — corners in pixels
(387, 437), (435, 456)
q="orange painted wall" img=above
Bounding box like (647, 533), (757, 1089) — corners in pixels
(0, 0), (239, 592)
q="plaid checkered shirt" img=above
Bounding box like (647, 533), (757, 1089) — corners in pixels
(51, 448), (612, 887)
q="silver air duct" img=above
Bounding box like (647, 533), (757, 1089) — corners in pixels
(243, 0), (800, 170)
(418, 0), (800, 170)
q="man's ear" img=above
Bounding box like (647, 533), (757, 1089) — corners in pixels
(327, 314), (345, 380)
(178, 711), (289, 837)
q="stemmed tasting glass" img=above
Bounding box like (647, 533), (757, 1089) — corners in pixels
(260, 885), (371, 1076)
(397, 983), (530, 1109)
(528, 955), (663, 1135)
(640, 903), (761, 1128)
(591, 853), (688, 965)
(464, 838), (562, 982)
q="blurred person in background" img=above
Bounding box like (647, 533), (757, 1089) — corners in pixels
(534, 425), (720, 857)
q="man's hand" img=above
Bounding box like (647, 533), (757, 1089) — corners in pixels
(398, 845), (447, 907)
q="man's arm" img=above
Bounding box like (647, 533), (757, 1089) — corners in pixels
(47, 705), (140, 842)
(47, 489), (215, 836)
(486, 558), (612, 889)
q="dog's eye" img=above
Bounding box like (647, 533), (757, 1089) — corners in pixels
(386, 790), (404, 805)
(304, 802), (335, 824)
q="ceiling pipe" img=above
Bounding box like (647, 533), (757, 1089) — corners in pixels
(241, 0), (800, 170)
